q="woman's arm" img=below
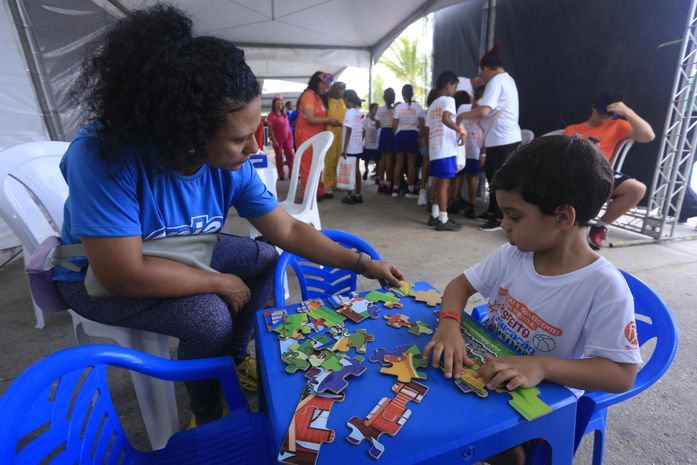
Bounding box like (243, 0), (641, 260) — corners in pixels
(267, 117), (278, 146)
(82, 236), (250, 312)
(304, 105), (340, 126)
(443, 111), (466, 145)
(456, 105), (491, 124)
(249, 208), (403, 286)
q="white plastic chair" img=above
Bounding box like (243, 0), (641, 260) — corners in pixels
(542, 129), (564, 137)
(520, 129), (535, 145)
(0, 141), (177, 450)
(249, 131), (333, 238)
(611, 139), (634, 172)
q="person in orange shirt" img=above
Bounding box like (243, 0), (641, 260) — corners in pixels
(295, 71), (342, 201)
(563, 92), (655, 249)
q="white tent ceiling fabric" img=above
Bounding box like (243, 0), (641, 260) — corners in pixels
(119, 0), (462, 79)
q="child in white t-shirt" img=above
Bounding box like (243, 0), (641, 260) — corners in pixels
(426, 71), (466, 231)
(361, 102), (381, 182)
(392, 84), (425, 198)
(456, 89), (484, 219)
(424, 136), (642, 465)
(340, 90), (366, 205)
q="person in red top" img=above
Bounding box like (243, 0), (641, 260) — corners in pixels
(267, 96), (294, 180)
(295, 71), (341, 200)
(563, 92), (655, 249)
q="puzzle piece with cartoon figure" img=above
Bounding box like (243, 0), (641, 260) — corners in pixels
(384, 314), (433, 336)
(332, 328), (375, 354)
(380, 351), (428, 383)
(273, 313), (313, 340)
(278, 384), (344, 465)
(305, 355), (367, 394)
(327, 293), (381, 323)
(346, 380), (429, 460)
(365, 290), (403, 309)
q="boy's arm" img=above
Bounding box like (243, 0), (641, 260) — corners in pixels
(423, 274), (478, 378)
(342, 125), (352, 155)
(476, 354), (638, 393)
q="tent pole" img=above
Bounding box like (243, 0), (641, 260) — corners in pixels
(368, 50), (374, 105)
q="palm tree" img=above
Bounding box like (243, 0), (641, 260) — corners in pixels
(377, 37), (428, 103)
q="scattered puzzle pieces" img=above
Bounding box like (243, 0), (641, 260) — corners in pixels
(333, 328), (375, 354)
(380, 352), (427, 383)
(346, 380), (428, 459)
(412, 289), (442, 307)
(308, 305), (347, 329)
(369, 344), (415, 366)
(299, 298), (325, 313)
(264, 309), (287, 332)
(278, 384), (344, 465)
(384, 314), (432, 336)
(328, 293), (381, 323)
(274, 313), (312, 340)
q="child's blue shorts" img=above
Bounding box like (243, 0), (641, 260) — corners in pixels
(395, 130), (418, 153)
(362, 149), (381, 161)
(378, 128), (395, 153)
(463, 158), (480, 175)
(429, 156), (457, 179)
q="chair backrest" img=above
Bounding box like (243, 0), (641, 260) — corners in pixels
(283, 131), (334, 212)
(541, 129), (564, 137)
(0, 142), (69, 253)
(610, 139), (634, 172)
(520, 129), (535, 145)
(0, 346), (137, 465)
(587, 270), (678, 409)
(273, 229), (381, 306)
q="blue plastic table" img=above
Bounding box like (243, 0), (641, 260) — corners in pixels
(255, 282), (577, 464)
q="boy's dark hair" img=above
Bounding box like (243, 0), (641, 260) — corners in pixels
(492, 136), (613, 226)
(592, 91), (623, 111)
(435, 71), (458, 91)
(72, 4), (260, 171)
(369, 102), (379, 111)
(454, 90), (471, 108)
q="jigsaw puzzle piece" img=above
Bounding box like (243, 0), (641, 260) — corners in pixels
(299, 298), (325, 314)
(273, 313), (312, 340)
(308, 349), (344, 372)
(369, 344), (414, 365)
(345, 380), (428, 459)
(454, 367), (489, 398)
(305, 356), (367, 394)
(282, 349), (311, 374)
(492, 386), (553, 421)
(389, 280), (413, 297)
(308, 305), (347, 329)
(412, 289), (442, 307)
(365, 290), (400, 305)
(407, 320), (433, 336)
(264, 309), (288, 332)
(380, 352), (427, 383)
(384, 313), (413, 329)
(278, 385), (344, 465)
(346, 328), (375, 353)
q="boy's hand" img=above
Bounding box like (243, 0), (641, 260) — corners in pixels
(423, 319), (473, 378)
(475, 355), (546, 391)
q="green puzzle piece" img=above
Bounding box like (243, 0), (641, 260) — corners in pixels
(281, 349), (310, 373)
(308, 306), (347, 328)
(365, 290), (400, 304)
(273, 313), (311, 340)
(497, 386), (553, 421)
(347, 329), (375, 353)
(408, 321), (433, 336)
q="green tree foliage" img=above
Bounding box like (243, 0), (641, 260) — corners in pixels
(377, 37), (428, 104)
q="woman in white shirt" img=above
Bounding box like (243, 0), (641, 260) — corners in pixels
(391, 84), (425, 198)
(457, 43), (522, 231)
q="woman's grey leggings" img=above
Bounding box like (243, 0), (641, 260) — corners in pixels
(57, 234), (279, 423)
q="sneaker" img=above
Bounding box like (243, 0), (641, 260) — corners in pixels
(587, 224), (608, 250)
(464, 205), (476, 219)
(417, 189), (428, 206)
(405, 188), (419, 199)
(236, 356), (257, 392)
(479, 219), (502, 231)
(476, 211), (494, 221)
(427, 215), (438, 226)
(342, 194), (356, 204)
(391, 188), (399, 198)
(435, 218), (463, 231)
(352, 194), (363, 204)
(362, 170), (368, 181)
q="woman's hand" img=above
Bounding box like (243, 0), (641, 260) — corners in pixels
(457, 128), (467, 146)
(329, 117), (342, 126)
(423, 319), (473, 378)
(475, 355), (546, 391)
(216, 273), (251, 314)
(362, 259), (404, 288)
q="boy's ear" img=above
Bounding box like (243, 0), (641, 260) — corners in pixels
(554, 204), (577, 231)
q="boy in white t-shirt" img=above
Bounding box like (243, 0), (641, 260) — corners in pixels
(340, 90), (366, 205)
(424, 136), (641, 465)
(426, 71), (466, 231)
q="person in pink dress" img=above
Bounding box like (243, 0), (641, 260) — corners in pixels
(267, 96), (295, 180)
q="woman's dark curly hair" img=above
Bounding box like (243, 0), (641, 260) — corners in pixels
(72, 5), (260, 170)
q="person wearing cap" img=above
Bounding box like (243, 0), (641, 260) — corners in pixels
(324, 81), (347, 195)
(295, 71), (342, 200)
(563, 91), (655, 249)
(456, 43), (522, 232)
(340, 89), (366, 204)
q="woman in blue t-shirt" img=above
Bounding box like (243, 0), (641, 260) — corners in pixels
(58, 5), (403, 426)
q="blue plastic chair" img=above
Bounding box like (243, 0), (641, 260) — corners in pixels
(0, 345), (275, 465)
(472, 270), (679, 465)
(273, 229), (382, 306)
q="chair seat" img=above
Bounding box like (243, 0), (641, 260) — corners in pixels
(142, 411), (275, 465)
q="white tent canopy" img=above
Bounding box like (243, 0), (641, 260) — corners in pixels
(118, 0), (462, 82)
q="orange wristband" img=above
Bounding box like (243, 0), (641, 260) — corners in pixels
(439, 310), (461, 323)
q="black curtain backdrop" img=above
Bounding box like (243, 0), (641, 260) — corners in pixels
(434, 0), (691, 191)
